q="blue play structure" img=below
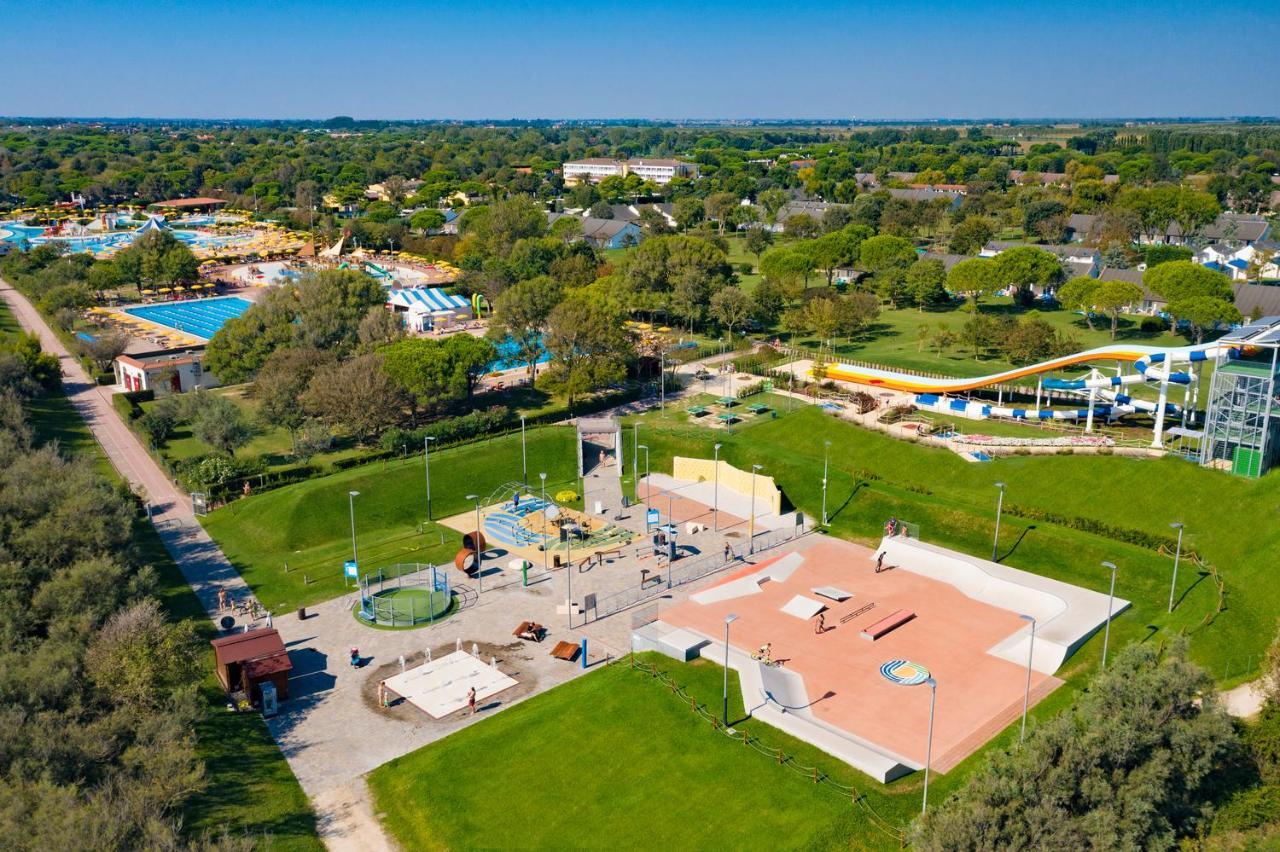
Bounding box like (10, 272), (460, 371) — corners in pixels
(124, 296), (251, 340)
(481, 494), (553, 549)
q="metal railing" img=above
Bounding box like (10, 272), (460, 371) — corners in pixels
(590, 524), (806, 622)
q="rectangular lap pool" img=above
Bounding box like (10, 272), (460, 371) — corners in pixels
(123, 296), (251, 340)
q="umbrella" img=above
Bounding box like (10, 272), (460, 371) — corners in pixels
(140, 289), (156, 295)
(158, 288), (172, 293)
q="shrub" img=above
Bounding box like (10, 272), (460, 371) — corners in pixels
(1139, 316), (1166, 333)
(555, 490), (577, 503)
(380, 406), (518, 454)
(849, 391), (878, 414)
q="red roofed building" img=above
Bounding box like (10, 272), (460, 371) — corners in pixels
(211, 627), (292, 702)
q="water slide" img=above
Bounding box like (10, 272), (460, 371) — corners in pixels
(823, 340), (1241, 433)
(363, 261), (394, 280)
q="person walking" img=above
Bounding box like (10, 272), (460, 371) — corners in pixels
(814, 612), (825, 634)
(378, 681), (388, 708)
(723, 542), (733, 563)
(467, 686), (478, 716)
(217, 587), (228, 611)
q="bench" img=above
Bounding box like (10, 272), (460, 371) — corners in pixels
(860, 609), (915, 640)
(513, 621), (545, 642)
(550, 640), (581, 662)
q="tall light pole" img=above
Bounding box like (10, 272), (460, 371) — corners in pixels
(1101, 561), (1117, 669)
(922, 676), (938, 814)
(540, 472), (548, 575)
(632, 422), (639, 502)
(467, 494), (482, 592)
(639, 445), (650, 508)
(992, 482), (1006, 561)
(723, 613), (739, 725)
(520, 415), (527, 485)
(423, 436), (436, 520)
(348, 490), (360, 567)
(1168, 522), (1185, 613)
(749, 464), (763, 553)
(713, 443), (722, 532)
(1018, 614), (1036, 743)
(821, 440), (831, 527)
(659, 350), (666, 411)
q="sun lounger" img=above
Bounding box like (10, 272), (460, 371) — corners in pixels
(860, 609), (916, 640)
(550, 640), (580, 662)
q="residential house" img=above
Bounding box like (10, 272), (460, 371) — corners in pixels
(113, 346), (220, 394)
(980, 241), (1100, 292)
(1065, 213), (1102, 243)
(607, 202), (677, 228)
(1097, 267), (1163, 313)
(921, 251), (969, 272)
(547, 212), (643, 249)
(886, 187), (964, 209)
(1197, 243), (1280, 282)
(1144, 213), (1271, 247)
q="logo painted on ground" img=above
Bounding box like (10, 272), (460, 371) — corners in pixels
(879, 660), (930, 686)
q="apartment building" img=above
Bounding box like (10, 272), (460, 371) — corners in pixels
(562, 157), (699, 186)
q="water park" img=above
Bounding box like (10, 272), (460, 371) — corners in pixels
(0, 212), (305, 261)
(767, 315), (1280, 477)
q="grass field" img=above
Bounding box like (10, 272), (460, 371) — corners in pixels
(370, 654), (940, 851)
(201, 426), (582, 613)
(0, 297), (320, 848)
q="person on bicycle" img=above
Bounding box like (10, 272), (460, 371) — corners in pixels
(756, 643), (772, 663)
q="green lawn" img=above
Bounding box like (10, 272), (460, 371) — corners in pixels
(370, 655), (926, 851)
(201, 426), (581, 613)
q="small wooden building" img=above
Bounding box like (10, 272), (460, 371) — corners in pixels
(211, 628), (292, 702)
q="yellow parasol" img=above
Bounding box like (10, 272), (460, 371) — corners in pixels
(158, 287), (172, 293)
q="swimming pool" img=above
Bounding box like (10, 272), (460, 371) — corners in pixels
(486, 335), (551, 373)
(123, 297), (252, 340)
(0, 221), (249, 256)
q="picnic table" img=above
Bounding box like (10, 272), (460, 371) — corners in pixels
(746, 402), (770, 414)
(686, 405), (709, 417)
(717, 396), (738, 408)
(716, 413), (740, 424)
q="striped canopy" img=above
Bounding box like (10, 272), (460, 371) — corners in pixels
(387, 288), (470, 313)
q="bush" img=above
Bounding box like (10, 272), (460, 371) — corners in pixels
(111, 388), (153, 421)
(1004, 502), (1195, 555)
(736, 263), (753, 275)
(735, 380), (766, 399)
(1212, 785), (1280, 833)
(380, 406), (518, 455)
(849, 391), (878, 414)
(555, 490), (578, 503)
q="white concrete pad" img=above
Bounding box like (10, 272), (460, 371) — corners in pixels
(811, 586), (852, 602)
(384, 651), (517, 718)
(781, 594), (826, 620)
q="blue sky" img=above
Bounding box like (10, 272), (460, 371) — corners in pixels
(1, 0), (1276, 119)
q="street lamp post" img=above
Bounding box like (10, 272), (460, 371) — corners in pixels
(540, 473), (548, 575)
(423, 436), (436, 520)
(1168, 523), (1185, 613)
(1101, 561), (1118, 669)
(723, 613), (739, 726)
(1018, 614), (1036, 743)
(520, 415), (527, 485)
(632, 422), (639, 500)
(348, 490), (360, 574)
(749, 464), (763, 553)
(922, 676), (938, 814)
(992, 482), (1006, 561)
(822, 440), (831, 526)
(713, 443), (722, 532)
(467, 495), (482, 593)
(639, 445), (650, 508)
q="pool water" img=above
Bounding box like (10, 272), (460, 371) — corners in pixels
(123, 296), (252, 340)
(486, 335), (550, 373)
(0, 221), (247, 255)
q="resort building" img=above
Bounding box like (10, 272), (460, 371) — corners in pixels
(562, 158), (699, 186)
(386, 287), (473, 333)
(113, 346), (221, 394)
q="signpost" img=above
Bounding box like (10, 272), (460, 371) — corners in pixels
(344, 560), (359, 586)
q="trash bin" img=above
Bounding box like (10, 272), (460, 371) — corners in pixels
(554, 554), (562, 568)
(297, 607), (307, 620)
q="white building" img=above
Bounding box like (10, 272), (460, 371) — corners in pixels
(624, 158), (699, 185)
(562, 157), (699, 186)
(562, 158), (625, 186)
(114, 348), (221, 394)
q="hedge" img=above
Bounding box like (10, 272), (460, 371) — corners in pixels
(1004, 502), (1198, 558)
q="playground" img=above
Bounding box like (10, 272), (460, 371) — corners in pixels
(438, 483), (636, 580)
(647, 534), (1129, 780)
(355, 563), (454, 628)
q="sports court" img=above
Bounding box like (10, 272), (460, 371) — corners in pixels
(384, 650), (517, 718)
(652, 535), (1127, 777)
